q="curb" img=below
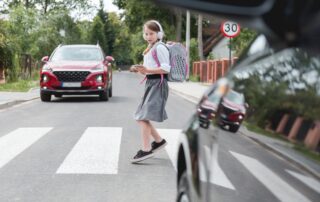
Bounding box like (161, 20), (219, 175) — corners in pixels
(169, 87), (199, 104)
(0, 97), (39, 110)
(0, 100), (25, 110)
(240, 131), (320, 181)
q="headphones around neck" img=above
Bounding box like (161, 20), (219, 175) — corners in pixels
(143, 20), (164, 41)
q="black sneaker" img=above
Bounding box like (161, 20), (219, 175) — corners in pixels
(131, 150), (154, 163)
(151, 139), (167, 152)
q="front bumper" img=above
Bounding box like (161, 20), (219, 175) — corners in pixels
(41, 88), (105, 95)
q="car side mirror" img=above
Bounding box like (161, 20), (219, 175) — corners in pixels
(245, 103), (249, 108)
(106, 56), (114, 62)
(41, 56), (49, 63)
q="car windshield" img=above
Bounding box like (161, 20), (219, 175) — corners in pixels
(50, 47), (103, 61)
(225, 91), (244, 105)
(208, 93), (221, 104)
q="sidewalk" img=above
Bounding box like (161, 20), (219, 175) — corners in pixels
(0, 81), (319, 180)
(0, 88), (40, 110)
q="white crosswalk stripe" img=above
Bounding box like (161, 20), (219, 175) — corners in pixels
(211, 158), (235, 190)
(0, 127), (52, 169)
(156, 129), (181, 171)
(158, 129), (235, 190)
(286, 170), (320, 194)
(230, 151), (311, 202)
(56, 127), (122, 174)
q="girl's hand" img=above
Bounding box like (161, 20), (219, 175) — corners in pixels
(135, 65), (148, 74)
(129, 65), (138, 73)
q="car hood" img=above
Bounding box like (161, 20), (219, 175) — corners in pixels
(201, 100), (218, 111)
(222, 98), (246, 113)
(46, 61), (102, 70)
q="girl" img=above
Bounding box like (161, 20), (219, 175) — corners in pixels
(130, 20), (170, 163)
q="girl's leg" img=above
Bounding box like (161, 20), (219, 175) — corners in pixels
(148, 122), (163, 143)
(137, 120), (152, 151)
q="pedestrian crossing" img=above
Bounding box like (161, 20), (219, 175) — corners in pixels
(56, 127), (122, 174)
(0, 127), (52, 169)
(0, 127), (318, 201)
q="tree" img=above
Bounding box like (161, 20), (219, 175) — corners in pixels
(90, 16), (107, 54)
(231, 28), (257, 56)
(113, 0), (175, 36)
(174, 8), (182, 42)
(2, 0), (91, 14)
(197, 14), (204, 60)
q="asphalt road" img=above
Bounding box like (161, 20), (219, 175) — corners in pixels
(0, 72), (319, 202)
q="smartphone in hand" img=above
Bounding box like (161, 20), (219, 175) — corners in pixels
(130, 65), (140, 72)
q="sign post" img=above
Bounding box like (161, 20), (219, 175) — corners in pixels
(220, 21), (241, 68)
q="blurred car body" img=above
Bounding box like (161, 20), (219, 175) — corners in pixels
(40, 44), (114, 102)
(155, 0), (320, 201)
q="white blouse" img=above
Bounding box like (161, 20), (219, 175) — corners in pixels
(143, 42), (171, 73)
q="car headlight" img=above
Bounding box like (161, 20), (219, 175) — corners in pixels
(96, 75), (103, 82)
(238, 115), (243, 120)
(42, 74), (49, 82)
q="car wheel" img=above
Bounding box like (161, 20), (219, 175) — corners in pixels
(229, 125), (239, 133)
(40, 92), (51, 102)
(200, 122), (209, 129)
(177, 171), (191, 202)
(108, 85), (112, 97)
(99, 89), (109, 101)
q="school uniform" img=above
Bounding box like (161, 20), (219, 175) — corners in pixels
(134, 42), (171, 122)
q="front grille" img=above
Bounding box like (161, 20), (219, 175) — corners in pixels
(221, 104), (236, 115)
(53, 71), (90, 82)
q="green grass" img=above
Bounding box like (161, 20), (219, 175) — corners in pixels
(293, 144), (320, 163)
(244, 121), (320, 163)
(0, 79), (39, 92)
(243, 122), (288, 142)
(188, 75), (200, 82)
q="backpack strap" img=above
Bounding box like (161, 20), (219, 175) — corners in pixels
(151, 49), (163, 86)
(151, 43), (166, 86)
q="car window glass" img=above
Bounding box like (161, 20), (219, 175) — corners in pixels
(248, 35), (269, 56)
(237, 34), (272, 65)
(51, 47), (103, 61)
(224, 91), (244, 105)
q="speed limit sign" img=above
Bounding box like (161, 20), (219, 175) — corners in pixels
(220, 21), (241, 38)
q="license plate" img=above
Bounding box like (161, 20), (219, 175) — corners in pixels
(221, 113), (227, 118)
(62, 82), (81, 87)
(200, 114), (207, 118)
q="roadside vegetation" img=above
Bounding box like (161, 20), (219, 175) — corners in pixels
(0, 0), (256, 91)
(244, 122), (320, 163)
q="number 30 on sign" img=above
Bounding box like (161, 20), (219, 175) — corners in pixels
(220, 21), (241, 38)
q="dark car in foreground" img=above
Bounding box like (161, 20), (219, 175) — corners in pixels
(156, 0), (320, 202)
(40, 44), (114, 102)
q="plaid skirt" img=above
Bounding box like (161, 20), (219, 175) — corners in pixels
(134, 77), (169, 122)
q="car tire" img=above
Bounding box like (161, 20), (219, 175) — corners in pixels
(200, 122), (209, 129)
(108, 85), (112, 97)
(41, 92), (51, 102)
(177, 171), (191, 202)
(99, 89), (109, 101)
(229, 125), (239, 133)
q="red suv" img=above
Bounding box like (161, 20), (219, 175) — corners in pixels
(40, 44), (114, 102)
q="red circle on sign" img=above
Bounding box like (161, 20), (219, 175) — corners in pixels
(220, 21), (241, 38)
